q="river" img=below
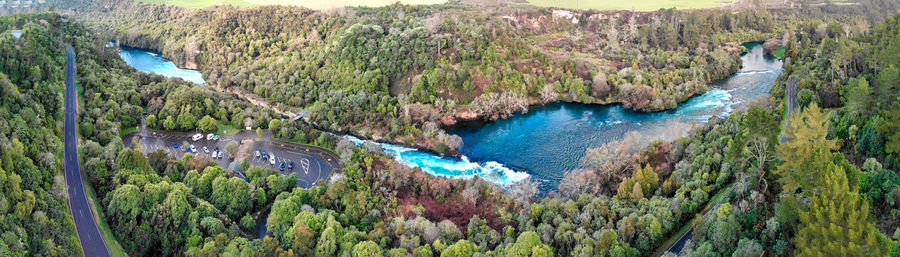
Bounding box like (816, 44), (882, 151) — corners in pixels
(347, 42), (782, 191)
(117, 45), (205, 84)
(120, 43), (781, 192)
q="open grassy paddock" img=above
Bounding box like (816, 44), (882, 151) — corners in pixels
(526, 0), (734, 11)
(137, 0), (447, 10)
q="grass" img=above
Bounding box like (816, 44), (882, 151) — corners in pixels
(271, 135), (340, 156)
(82, 179), (130, 257)
(137, 0), (446, 10)
(119, 126), (139, 137)
(216, 121), (240, 136)
(526, 0), (731, 11)
(773, 46), (786, 59)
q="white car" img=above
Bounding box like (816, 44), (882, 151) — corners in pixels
(203, 147), (209, 153)
(255, 151), (260, 158)
(269, 155), (276, 165)
(218, 152), (225, 159)
(206, 133), (215, 140)
(192, 134), (203, 141)
(189, 145), (196, 152)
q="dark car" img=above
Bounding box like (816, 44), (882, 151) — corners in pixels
(288, 161), (294, 170)
(279, 162), (286, 171)
(173, 142), (179, 149)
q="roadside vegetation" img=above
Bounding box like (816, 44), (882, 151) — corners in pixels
(0, 13), (81, 256)
(679, 14), (900, 256)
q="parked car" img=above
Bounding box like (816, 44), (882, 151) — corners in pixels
(192, 134), (203, 141)
(203, 147), (209, 153)
(173, 142), (178, 149)
(218, 151), (224, 159)
(206, 133), (215, 140)
(213, 135), (219, 141)
(180, 147), (186, 152)
(288, 161), (294, 170)
(279, 162), (286, 171)
(190, 145), (196, 152)
(255, 151), (260, 158)
(269, 155), (276, 165)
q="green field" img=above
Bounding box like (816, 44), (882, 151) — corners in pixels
(773, 46), (786, 59)
(526, 0), (732, 11)
(138, 0), (446, 10)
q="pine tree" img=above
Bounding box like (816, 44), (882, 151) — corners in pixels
(878, 103), (900, 154)
(775, 103), (839, 195)
(794, 165), (885, 257)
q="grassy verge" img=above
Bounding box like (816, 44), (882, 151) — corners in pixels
(271, 135), (339, 156)
(217, 122), (240, 135)
(119, 126), (139, 137)
(82, 179), (130, 257)
(651, 182), (735, 256)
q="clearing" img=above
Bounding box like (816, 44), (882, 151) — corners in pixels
(526, 0), (733, 11)
(137, 0), (447, 10)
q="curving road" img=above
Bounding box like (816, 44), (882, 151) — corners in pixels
(779, 76), (798, 143)
(658, 75), (798, 256)
(64, 44), (112, 257)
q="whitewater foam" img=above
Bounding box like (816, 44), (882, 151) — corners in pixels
(342, 135), (530, 187)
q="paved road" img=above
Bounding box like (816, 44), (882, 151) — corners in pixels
(64, 45), (112, 257)
(660, 185), (733, 256)
(661, 76), (798, 256)
(779, 76), (798, 143)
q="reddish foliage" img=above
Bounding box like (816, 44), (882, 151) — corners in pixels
(395, 192), (509, 232)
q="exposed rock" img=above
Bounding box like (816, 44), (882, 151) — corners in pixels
(455, 111), (479, 121)
(763, 38), (780, 55)
(440, 115), (457, 126)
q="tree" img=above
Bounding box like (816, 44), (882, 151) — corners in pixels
(352, 241), (382, 257)
(178, 111), (196, 130)
(775, 103), (839, 195)
(257, 127), (264, 137)
(845, 77), (872, 115)
(163, 116), (176, 130)
(794, 165), (886, 256)
(440, 240), (478, 257)
(269, 119), (283, 131)
(226, 142), (239, 157)
(504, 231), (553, 257)
(741, 106), (779, 191)
(316, 227), (338, 256)
(146, 114), (157, 129)
(198, 115), (218, 133)
(875, 65), (899, 108)
(147, 148), (169, 174)
(878, 104), (900, 154)
(293, 225), (315, 256)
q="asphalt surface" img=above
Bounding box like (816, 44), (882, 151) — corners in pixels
(662, 76), (798, 256)
(779, 76), (798, 143)
(124, 128), (343, 188)
(64, 45), (112, 257)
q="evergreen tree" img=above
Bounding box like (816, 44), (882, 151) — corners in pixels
(775, 103), (839, 195)
(794, 165), (885, 256)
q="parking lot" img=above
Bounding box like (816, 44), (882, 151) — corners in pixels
(123, 121), (343, 188)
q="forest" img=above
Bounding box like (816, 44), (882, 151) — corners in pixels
(48, 0), (811, 154)
(1, 0), (900, 256)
